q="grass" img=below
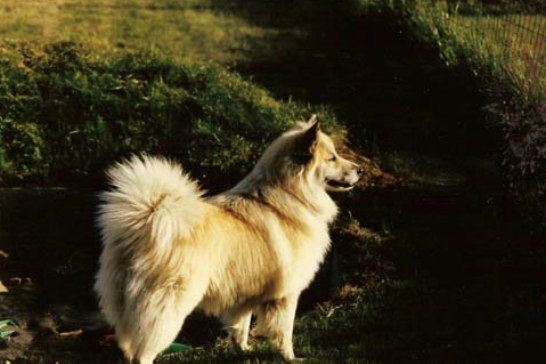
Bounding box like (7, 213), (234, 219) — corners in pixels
(446, 13), (546, 105)
(368, 0), (546, 227)
(1, 1), (544, 115)
(0, 0), (353, 185)
(380, 0), (546, 105)
(0, 41), (342, 186)
(153, 182), (546, 363)
(0, 0), (289, 67)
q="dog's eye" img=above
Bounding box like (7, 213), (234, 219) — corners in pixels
(328, 155), (336, 162)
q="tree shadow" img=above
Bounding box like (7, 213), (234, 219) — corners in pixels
(211, 0), (495, 159)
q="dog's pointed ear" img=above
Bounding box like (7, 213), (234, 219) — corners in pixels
(307, 114), (318, 125)
(303, 115), (320, 146)
(293, 116), (320, 164)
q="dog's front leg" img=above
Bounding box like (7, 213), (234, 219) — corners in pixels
(222, 309), (253, 350)
(256, 294), (300, 360)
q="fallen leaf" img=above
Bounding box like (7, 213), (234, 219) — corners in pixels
(0, 319), (18, 339)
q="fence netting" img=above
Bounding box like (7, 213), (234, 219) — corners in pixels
(447, 0), (546, 91)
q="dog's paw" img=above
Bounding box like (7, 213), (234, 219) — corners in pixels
(238, 342), (251, 351)
(280, 351), (306, 362)
(285, 356), (305, 362)
(228, 336), (251, 352)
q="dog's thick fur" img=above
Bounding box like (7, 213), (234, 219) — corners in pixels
(95, 116), (362, 363)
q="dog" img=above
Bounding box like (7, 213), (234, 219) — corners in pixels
(94, 115), (362, 363)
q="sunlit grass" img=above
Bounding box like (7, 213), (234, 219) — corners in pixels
(0, 0), (280, 66)
(0, 0), (67, 39)
(446, 13), (546, 104)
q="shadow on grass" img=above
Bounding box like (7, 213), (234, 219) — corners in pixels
(307, 181), (546, 362)
(303, 276), (546, 361)
(212, 0), (492, 160)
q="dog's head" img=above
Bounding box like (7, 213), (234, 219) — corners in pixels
(256, 115), (363, 193)
(292, 115), (363, 192)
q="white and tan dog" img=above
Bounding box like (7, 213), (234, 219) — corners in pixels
(95, 115), (362, 364)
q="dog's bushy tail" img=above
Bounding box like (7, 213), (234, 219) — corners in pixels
(97, 155), (206, 256)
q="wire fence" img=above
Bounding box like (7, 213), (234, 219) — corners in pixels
(448, 0), (546, 92)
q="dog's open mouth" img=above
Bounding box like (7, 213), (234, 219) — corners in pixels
(326, 179), (354, 191)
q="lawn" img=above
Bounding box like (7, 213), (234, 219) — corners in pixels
(445, 13), (546, 103)
(0, 0), (290, 67)
(394, 0), (546, 103)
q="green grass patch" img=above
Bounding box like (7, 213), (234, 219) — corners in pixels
(352, 0), (546, 226)
(375, 0), (546, 105)
(0, 41), (342, 186)
(0, 0), (290, 67)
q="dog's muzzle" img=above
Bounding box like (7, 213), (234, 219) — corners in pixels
(326, 164), (363, 191)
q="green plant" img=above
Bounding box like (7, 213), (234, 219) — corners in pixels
(0, 41), (343, 186)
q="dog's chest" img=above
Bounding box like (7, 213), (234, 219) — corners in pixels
(278, 223), (331, 294)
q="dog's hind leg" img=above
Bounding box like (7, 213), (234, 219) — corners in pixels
(128, 306), (185, 364)
(129, 305), (194, 364)
(255, 295), (300, 360)
(222, 309), (253, 351)
(117, 330), (134, 363)
(129, 279), (207, 364)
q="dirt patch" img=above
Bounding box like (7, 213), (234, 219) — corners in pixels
(0, 248), (120, 364)
(0, 189), (116, 363)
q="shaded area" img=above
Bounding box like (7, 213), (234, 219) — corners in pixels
(0, 189), (112, 363)
(206, 1), (546, 360)
(304, 176), (546, 361)
(216, 0), (494, 158)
